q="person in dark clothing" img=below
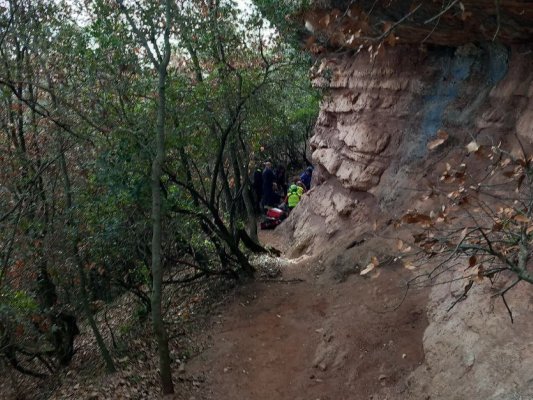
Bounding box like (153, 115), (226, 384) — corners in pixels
(252, 166), (263, 213)
(300, 166), (313, 191)
(261, 162), (275, 210)
(274, 165), (287, 196)
(271, 183), (282, 207)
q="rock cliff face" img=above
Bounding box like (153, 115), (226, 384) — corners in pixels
(311, 43), (532, 193)
(282, 4), (533, 398)
(284, 42), (533, 255)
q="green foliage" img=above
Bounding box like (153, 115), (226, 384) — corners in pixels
(0, 0), (319, 379)
(0, 290), (38, 314)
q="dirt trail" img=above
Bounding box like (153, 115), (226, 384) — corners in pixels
(185, 230), (428, 400)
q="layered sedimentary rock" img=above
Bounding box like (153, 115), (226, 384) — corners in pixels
(290, 0), (533, 201)
(285, 42), (533, 255)
(310, 43), (533, 192)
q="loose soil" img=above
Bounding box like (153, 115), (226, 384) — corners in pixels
(184, 229), (428, 400)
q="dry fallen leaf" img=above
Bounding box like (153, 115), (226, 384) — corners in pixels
(360, 263), (375, 275)
(466, 141), (480, 153)
(461, 10), (473, 20)
(427, 130), (449, 150)
(474, 265), (484, 283)
(513, 214), (530, 224)
(501, 158), (511, 167)
(319, 14), (330, 28)
(396, 239), (404, 251)
(401, 212), (432, 225)
(403, 261), (416, 270)
(386, 34), (398, 46)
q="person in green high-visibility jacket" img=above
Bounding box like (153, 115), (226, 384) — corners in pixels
(285, 184), (301, 213)
(296, 181), (305, 196)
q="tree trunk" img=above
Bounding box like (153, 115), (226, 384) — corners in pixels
(119, 0), (175, 391)
(76, 251), (116, 373)
(233, 147), (259, 243)
(151, 63), (174, 395)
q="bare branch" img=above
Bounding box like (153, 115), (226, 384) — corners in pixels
(492, 0), (501, 41)
(424, 0), (460, 24)
(116, 0), (160, 69)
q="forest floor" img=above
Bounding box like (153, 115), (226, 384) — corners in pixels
(182, 228), (429, 400)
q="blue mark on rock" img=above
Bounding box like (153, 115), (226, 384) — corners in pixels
(486, 43), (509, 85)
(415, 43), (509, 156)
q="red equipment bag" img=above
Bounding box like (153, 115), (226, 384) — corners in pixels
(266, 208), (284, 220)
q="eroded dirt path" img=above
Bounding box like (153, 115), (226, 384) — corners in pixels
(186, 231), (428, 400)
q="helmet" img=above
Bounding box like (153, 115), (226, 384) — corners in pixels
(306, 166), (313, 172)
(290, 184), (298, 193)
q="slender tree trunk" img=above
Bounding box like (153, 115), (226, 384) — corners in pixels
(118, 0), (175, 391)
(75, 250), (116, 373)
(152, 64), (174, 395)
(233, 147), (258, 243)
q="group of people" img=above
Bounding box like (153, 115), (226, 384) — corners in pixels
(253, 162), (313, 214)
